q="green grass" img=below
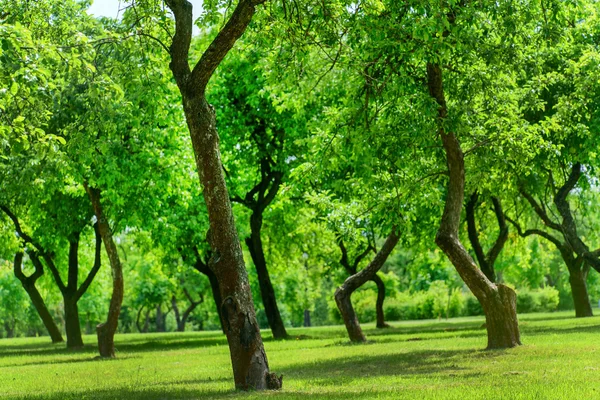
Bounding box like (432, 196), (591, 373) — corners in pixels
(1, 311), (600, 399)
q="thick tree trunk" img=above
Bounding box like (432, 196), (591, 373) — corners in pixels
(246, 212), (288, 339)
(428, 63), (520, 349)
(182, 94), (275, 390)
(335, 231), (399, 343)
(64, 296), (84, 349)
(14, 252), (64, 343)
(568, 268), (593, 317)
(86, 185), (124, 359)
(372, 274), (389, 328)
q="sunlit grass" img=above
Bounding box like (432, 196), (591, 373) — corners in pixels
(1, 311), (599, 399)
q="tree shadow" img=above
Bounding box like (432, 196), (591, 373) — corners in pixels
(0, 336), (228, 361)
(522, 323), (600, 337)
(277, 348), (502, 385)
(8, 348), (503, 400)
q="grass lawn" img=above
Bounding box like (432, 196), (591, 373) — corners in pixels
(1, 311), (599, 399)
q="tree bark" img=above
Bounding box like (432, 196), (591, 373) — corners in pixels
(86, 185), (123, 358)
(303, 309), (311, 327)
(508, 187), (594, 318)
(246, 212), (288, 339)
(190, 251), (225, 333)
(335, 230), (399, 343)
(164, 0), (279, 390)
(172, 290), (203, 332)
(14, 251), (64, 343)
(371, 274), (389, 329)
(156, 303), (165, 332)
(64, 295), (84, 349)
(337, 238), (389, 328)
(427, 63), (520, 349)
(568, 263), (593, 317)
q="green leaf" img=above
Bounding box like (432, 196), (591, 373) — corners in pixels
(10, 81), (18, 95)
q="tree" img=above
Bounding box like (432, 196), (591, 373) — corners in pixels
(0, 203), (101, 349)
(506, 166), (597, 317)
(335, 229), (399, 342)
(136, 0), (280, 389)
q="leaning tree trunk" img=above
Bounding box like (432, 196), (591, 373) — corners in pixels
(183, 94), (276, 390)
(371, 274), (389, 328)
(86, 185), (124, 358)
(246, 212), (288, 339)
(165, 0), (279, 390)
(14, 252), (64, 343)
(427, 63), (520, 349)
(568, 267), (593, 317)
(335, 231), (399, 343)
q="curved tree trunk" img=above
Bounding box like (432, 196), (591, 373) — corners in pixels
(335, 230), (399, 343)
(14, 252), (64, 344)
(165, 0), (278, 390)
(246, 212), (288, 339)
(371, 274), (389, 329)
(428, 62), (520, 349)
(86, 185), (124, 359)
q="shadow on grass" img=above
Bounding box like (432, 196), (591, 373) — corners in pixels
(522, 323), (600, 337)
(11, 387), (406, 400)
(10, 348), (504, 400)
(0, 336), (228, 361)
(277, 348), (501, 385)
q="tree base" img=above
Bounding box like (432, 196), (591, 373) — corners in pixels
(96, 323), (116, 358)
(484, 284), (521, 350)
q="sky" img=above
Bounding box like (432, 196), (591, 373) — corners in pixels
(86, 0), (204, 32)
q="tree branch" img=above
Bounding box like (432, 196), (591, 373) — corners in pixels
(505, 214), (563, 249)
(519, 189), (562, 231)
(76, 223), (102, 301)
(188, 0), (267, 94)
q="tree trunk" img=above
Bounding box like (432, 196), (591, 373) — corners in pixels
(206, 270), (225, 333)
(14, 252), (64, 343)
(303, 309), (311, 327)
(156, 304), (165, 332)
(182, 94), (274, 390)
(427, 63), (520, 349)
(64, 296), (84, 349)
(335, 231), (399, 343)
(246, 212), (288, 339)
(4, 321), (14, 338)
(166, 0), (278, 389)
(171, 297), (185, 332)
(143, 309), (150, 333)
(23, 283), (64, 343)
(568, 268), (593, 317)
(191, 254), (225, 333)
(371, 274), (389, 328)
(86, 185), (124, 359)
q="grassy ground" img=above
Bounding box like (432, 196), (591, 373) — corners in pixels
(1, 311), (599, 399)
